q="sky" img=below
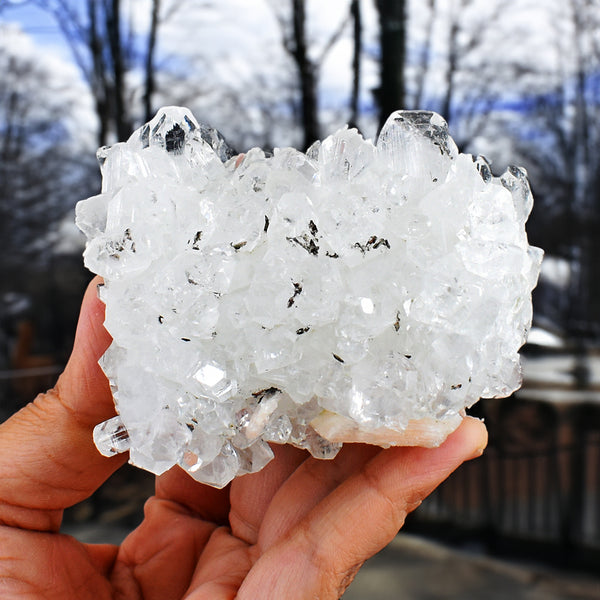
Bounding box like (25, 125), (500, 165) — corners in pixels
(0, 0), (570, 136)
(0, 0), (383, 252)
(0, 0), (381, 140)
(0, 1), (71, 57)
(0, 0), (581, 159)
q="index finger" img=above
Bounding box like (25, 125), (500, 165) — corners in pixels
(237, 417), (488, 599)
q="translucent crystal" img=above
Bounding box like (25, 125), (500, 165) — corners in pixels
(93, 415), (131, 457)
(77, 107), (542, 487)
(185, 441), (241, 488)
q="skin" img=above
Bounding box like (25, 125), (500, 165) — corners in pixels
(0, 277), (487, 599)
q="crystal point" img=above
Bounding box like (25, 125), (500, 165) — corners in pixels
(93, 415), (131, 457)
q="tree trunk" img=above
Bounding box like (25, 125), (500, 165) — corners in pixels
(440, 10), (460, 124)
(567, 0), (593, 337)
(144, 0), (161, 123)
(87, 0), (110, 146)
(348, 0), (362, 130)
(291, 0), (320, 150)
(106, 0), (131, 140)
(374, 0), (406, 132)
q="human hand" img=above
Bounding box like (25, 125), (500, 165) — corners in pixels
(0, 277), (487, 599)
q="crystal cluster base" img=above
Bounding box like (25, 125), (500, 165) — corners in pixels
(77, 107), (542, 487)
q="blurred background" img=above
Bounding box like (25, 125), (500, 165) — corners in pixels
(1, 0), (600, 596)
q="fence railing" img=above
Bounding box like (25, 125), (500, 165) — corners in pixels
(0, 365), (63, 380)
(408, 419), (600, 569)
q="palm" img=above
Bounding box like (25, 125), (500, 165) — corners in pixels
(0, 279), (487, 599)
(2, 427), (483, 600)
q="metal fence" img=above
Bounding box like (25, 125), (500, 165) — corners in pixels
(408, 404), (600, 570)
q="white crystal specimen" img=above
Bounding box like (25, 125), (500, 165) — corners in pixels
(76, 106), (542, 488)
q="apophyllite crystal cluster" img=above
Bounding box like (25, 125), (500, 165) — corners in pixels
(76, 106), (542, 487)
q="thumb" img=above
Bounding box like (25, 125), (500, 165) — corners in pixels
(0, 277), (126, 532)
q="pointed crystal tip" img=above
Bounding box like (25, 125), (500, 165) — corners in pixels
(93, 415), (131, 457)
(136, 106), (235, 161)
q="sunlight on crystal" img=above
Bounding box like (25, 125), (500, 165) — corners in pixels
(77, 106), (542, 488)
(360, 297), (375, 314)
(194, 362), (226, 387)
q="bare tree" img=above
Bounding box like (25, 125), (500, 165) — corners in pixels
(373, 0), (406, 131)
(412, 0), (435, 110)
(25, 0), (136, 145)
(502, 0), (600, 336)
(404, 0), (511, 153)
(105, 0), (130, 140)
(0, 31), (95, 271)
(144, 0), (161, 123)
(2, 0), (178, 145)
(561, 0), (600, 335)
(348, 0), (362, 129)
(290, 0), (319, 148)
(270, 0), (351, 150)
(439, 0), (462, 124)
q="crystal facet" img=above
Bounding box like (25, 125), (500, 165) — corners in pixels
(93, 415), (131, 457)
(77, 107), (542, 488)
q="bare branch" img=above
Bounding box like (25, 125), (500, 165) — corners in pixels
(413, 0), (435, 109)
(144, 0), (160, 121)
(316, 8), (351, 66)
